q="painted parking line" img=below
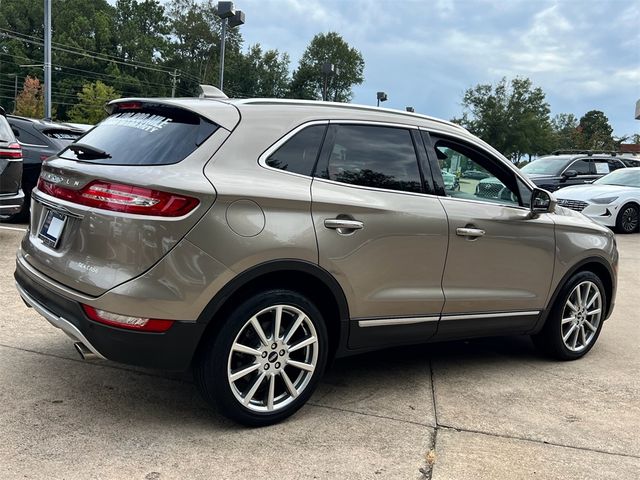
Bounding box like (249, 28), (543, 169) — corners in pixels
(0, 225), (27, 232)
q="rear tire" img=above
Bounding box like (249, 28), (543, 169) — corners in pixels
(615, 203), (639, 234)
(532, 271), (606, 360)
(194, 289), (328, 426)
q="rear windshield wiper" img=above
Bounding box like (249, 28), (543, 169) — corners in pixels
(68, 143), (112, 159)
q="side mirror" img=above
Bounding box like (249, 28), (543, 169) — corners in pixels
(562, 169), (578, 179)
(530, 188), (555, 215)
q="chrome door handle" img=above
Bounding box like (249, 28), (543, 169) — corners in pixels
(456, 227), (485, 238)
(324, 218), (364, 230)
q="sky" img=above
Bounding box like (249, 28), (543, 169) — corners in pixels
(236, 0), (640, 138)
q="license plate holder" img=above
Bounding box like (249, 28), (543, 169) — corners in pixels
(38, 209), (68, 248)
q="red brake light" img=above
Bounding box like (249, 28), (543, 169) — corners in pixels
(115, 102), (143, 111)
(0, 142), (22, 159)
(82, 305), (174, 333)
(37, 178), (199, 217)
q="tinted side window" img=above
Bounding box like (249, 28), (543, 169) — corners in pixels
(13, 126), (48, 146)
(607, 159), (625, 171)
(266, 124), (326, 176)
(568, 159), (591, 174)
(318, 125), (422, 193)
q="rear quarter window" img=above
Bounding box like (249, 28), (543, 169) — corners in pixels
(59, 106), (218, 165)
(266, 124), (327, 176)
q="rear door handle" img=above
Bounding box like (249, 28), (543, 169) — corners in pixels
(456, 227), (485, 238)
(324, 218), (364, 232)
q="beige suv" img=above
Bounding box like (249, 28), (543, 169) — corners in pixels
(15, 97), (618, 425)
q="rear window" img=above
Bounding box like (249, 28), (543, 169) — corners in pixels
(59, 106), (218, 165)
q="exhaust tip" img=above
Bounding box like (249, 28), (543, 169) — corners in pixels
(74, 342), (95, 360)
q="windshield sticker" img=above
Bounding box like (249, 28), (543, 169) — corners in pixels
(595, 163), (610, 174)
(103, 112), (172, 133)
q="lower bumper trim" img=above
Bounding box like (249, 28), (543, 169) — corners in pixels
(16, 281), (106, 359)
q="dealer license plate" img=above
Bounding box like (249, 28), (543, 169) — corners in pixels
(38, 209), (68, 248)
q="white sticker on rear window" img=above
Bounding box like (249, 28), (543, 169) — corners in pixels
(102, 112), (172, 133)
(595, 162), (610, 174)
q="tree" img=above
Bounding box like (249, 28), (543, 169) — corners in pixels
(578, 110), (615, 150)
(551, 113), (581, 151)
(289, 32), (364, 102)
(227, 44), (290, 98)
(67, 81), (119, 124)
(453, 77), (553, 162)
(15, 76), (45, 118)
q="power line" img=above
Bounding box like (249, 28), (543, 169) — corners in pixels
(0, 27), (202, 83)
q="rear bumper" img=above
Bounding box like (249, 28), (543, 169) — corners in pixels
(15, 261), (207, 371)
(0, 189), (24, 214)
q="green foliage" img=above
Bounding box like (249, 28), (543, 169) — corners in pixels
(454, 77), (553, 162)
(67, 81), (119, 124)
(578, 110), (616, 150)
(551, 113), (581, 150)
(289, 32), (365, 102)
(0, 1), (360, 119)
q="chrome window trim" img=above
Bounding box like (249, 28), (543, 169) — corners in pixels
(357, 316), (440, 328)
(440, 310), (541, 321)
(328, 119), (419, 130)
(257, 120), (329, 179)
(17, 141), (48, 148)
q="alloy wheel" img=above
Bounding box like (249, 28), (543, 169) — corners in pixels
(227, 304), (319, 413)
(561, 281), (602, 352)
(620, 206), (639, 233)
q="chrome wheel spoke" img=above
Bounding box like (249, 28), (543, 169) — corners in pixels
(575, 286), (583, 308)
(587, 308), (601, 316)
(289, 335), (317, 353)
(566, 300), (579, 313)
(243, 372), (266, 406)
(273, 305), (283, 340)
(563, 325), (576, 343)
(584, 319), (597, 332)
(571, 328), (579, 349)
(580, 325), (587, 347)
(250, 316), (270, 346)
(586, 291), (599, 309)
(267, 374), (275, 411)
(287, 359), (314, 372)
(230, 362), (260, 383)
(232, 342), (261, 357)
(562, 316), (576, 325)
(281, 370), (298, 398)
(582, 283), (591, 307)
(283, 313), (305, 344)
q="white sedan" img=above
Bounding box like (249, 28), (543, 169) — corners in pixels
(554, 167), (640, 234)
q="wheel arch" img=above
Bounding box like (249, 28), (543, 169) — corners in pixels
(532, 256), (616, 333)
(194, 259), (350, 361)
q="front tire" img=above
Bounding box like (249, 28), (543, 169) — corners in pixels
(615, 203), (639, 234)
(532, 271), (606, 360)
(194, 289), (328, 426)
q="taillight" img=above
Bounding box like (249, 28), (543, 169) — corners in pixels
(0, 142), (22, 159)
(37, 178), (199, 217)
(82, 305), (174, 333)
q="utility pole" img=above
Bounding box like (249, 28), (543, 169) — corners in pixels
(44, 0), (52, 120)
(170, 69), (180, 97)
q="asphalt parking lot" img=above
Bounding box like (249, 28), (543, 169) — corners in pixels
(1, 222), (639, 479)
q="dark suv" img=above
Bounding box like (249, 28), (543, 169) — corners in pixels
(0, 107), (24, 216)
(6, 115), (85, 220)
(520, 151), (628, 192)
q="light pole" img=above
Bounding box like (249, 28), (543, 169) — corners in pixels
(216, 1), (245, 92)
(7, 74), (18, 113)
(44, 0), (52, 119)
(376, 91), (388, 107)
(321, 63), (335, 101)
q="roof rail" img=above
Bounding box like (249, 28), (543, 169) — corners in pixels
(235, 98), (466, 131)
(552, 149), (621, 156)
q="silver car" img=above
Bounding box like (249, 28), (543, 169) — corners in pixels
(15, 96), (618, 426)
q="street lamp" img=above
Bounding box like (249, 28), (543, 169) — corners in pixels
(321, 63), (335, 101)
(217, 1), (245, 92)
(376, 91), (388, 107)
(406, 106), (415, 113)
